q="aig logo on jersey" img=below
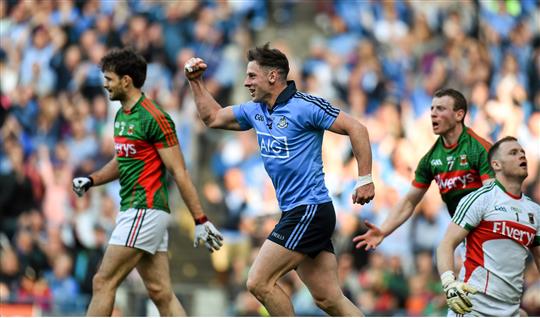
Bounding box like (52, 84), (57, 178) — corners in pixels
(257, 132), (290, 159)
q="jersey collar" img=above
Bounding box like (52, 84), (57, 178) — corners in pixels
(441, 125), (468, 149)
(123, 93), (145, 114)
(271, 81), (297, 112)
(495, 179), (522, 199)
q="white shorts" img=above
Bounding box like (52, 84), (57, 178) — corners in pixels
(447, 292), (519, 317)
(109, 208), (169, 254)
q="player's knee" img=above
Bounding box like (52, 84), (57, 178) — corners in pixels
(147, 285), (173, 306)
(313, 293), (341, 312)
(246, 276), (270, 301)
(92, 272), (111, 293)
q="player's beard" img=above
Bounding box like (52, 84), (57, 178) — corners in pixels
(108, 89), (127, 102)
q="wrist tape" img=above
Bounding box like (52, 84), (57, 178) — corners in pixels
(355, 174), (373, 188)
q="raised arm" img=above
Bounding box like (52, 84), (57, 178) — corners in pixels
(328, 112), (374, 205)
(184, 58), (244, 131)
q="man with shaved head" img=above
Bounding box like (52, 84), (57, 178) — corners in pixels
(437, 136), (540, 316)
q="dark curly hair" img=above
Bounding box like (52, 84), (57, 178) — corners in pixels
(100, 48), (147, 88)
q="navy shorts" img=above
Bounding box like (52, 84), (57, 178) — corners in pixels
(268, 201), (335, 258)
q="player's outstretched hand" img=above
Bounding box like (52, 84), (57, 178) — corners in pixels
(72, 176), (93, 197)
(352, 182), (374, 205)
(352, 220), (384, 250)
(194, 219), (224, 253)
(441, 271), (477, 315)
(184, 57), (208, 81)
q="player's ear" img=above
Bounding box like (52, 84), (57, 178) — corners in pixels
(122, 75), (132, 88)
(491, 159), (501, 171)
(455, 109), (465, 122)
(268, 69), (276, 84)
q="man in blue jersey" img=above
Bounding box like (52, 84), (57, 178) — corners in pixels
(185, 43), (374, 316)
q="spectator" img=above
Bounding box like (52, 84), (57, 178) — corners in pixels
(44, 253), (81, 315)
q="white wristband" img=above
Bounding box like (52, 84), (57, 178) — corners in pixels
(355, 174), (373, 188)
(440, 270), (456, 289)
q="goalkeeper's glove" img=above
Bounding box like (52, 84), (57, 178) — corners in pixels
(441, 271), (477, 315)
(72, 176), (94, 197)
(193, 215), (223, 253)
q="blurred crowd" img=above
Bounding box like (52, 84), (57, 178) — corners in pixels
(0, 0), (539, 316)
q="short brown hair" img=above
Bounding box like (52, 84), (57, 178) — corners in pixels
(434, 88), (468, 123)
(247, 43), (289, 80)
(488, 136), (518, 164)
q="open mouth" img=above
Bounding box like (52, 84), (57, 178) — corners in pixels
(520, 162), (527, 168)
(432, 122), (440, 129)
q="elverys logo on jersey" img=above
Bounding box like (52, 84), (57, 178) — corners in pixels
(492, 221), (535, 246)
(115, 143), (137, 157)
(434, 170), (482, 193)
(257, 132), (290, 159)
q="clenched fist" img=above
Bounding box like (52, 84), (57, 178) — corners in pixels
(184, 57), (208, 81)
(72, 176), (93, 197)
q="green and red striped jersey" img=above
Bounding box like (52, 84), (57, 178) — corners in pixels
(412, 127), (494, 216)
(113, 94), (178, 212)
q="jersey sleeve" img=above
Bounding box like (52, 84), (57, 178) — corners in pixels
(232, 103), (253, 130)
(412, 154), (432, 188)
(146, 109), (179, 149)
(451, 189), (486, 230)
(306, 95), (340, 130)
(468, 129), (494, 181)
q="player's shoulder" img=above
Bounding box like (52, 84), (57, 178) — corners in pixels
(463, 127), (491, 152)
(235, 100), (259, 111)
(293, 91), (328, 103)
(139, 98), (171, 119)
(418, 138), (442, 163)
(523, 195), (540, 212)
(292, 91), (337, 111)
(462, 181), (497, 203)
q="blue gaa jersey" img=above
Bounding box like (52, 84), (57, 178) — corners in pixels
(232, 81), (339, 211)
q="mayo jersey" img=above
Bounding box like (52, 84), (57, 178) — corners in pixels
(413, 127), (494, 216)
(113, 94), (179, 212)
(452, 180), (540, 304)
(232, 81), (338, 211)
